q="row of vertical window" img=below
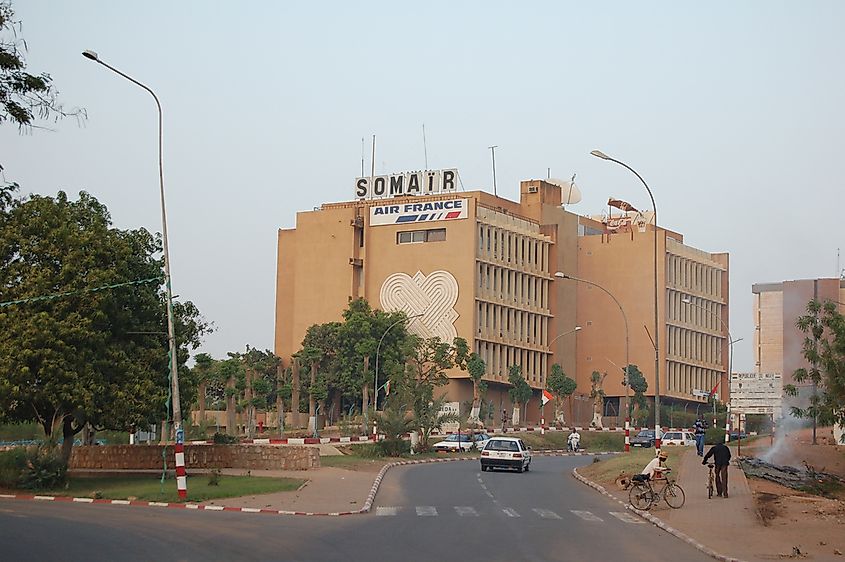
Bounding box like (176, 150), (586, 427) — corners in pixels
(477, 223), (549, 273)
(666, 360), (720, 397)
(667, 292), (723, 332)
(667, 253), (722, 299)
(667, 325), (723, 366)
(477, 262), (550, 310)
(475, 339), (548, 386)
(476, 301), (548, 347)
(396, 228), (446, 244)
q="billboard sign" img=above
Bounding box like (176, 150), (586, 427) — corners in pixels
(369, 198), (468, 226)
(729, 372), (783, 416)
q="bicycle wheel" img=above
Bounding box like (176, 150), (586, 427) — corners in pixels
(707, 476), (714, 499)
(663, 482), (686, 509)
(629, 483), (653, 511)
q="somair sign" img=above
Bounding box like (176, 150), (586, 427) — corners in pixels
(370, 198), (468, 226)
(356, 169), (458, 200)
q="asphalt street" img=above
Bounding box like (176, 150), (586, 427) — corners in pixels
(0, 456), (712, 562)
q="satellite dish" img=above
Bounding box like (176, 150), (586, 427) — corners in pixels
(546, 177), (582, 205)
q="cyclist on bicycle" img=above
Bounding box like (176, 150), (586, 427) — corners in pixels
(567, 430), (581, 452)
(633, 450), (668, 483)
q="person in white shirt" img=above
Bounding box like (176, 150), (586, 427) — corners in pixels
(636, 450), (668, 482)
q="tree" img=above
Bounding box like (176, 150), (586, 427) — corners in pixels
(786, 299), (845, 442)
(297, 322), (340, 436)
(547, 363), (577, 426)
(467, 352), (487, 425)
(0, 188), (211, 461)
(393, 335), (469, 451)
(589, 371), (607, 429)
(626, 364), (649, 425)
(0, 1), (84, 167)
(507, 365), (533, 425)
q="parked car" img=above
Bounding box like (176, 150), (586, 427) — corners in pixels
(661, 431), (695, 446)
(432, 433), (490, 452)
(630, 429), (662, 448)
(480, 437), (532, 472)
(728, 431), (748, 441)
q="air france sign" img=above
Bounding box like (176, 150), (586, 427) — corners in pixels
(370, 198), (468, 226)
(356, 169), (458, 200)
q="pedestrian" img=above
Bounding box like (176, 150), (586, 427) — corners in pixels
(501, 409), (507, 432)
(693, 417), (708, 456)
(633, 450), (669, 483)
(702, 440), (732, 497)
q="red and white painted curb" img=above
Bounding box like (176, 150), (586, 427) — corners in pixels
(0, 451), (616, 517)
(571, 467), (745, 562)
(187, 436), (374, 445)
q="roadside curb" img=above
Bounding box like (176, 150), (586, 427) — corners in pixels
(0, 450), (616, 517)
(571, 468), (746, 562)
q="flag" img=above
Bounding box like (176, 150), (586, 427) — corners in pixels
(542, 389), (554, 406)
(708, 381), (719, 398)
(384, 380), (391, 396)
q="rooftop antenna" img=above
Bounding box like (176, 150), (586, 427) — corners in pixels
(547, 167), (550, 179)
(361, 137), (365, 177)
(489, 145), (498, 197)
(370, 135), (376, 183)
(422, 124), (429, 169)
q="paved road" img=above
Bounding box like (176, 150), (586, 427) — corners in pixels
(0, 456), (711, 561)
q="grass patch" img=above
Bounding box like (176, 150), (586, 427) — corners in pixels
(577, 448), (676, 487)
(49, 475), (305, 503)
(513, 431), (624, 453)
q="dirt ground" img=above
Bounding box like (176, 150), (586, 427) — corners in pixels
(741, 427), (845, 559)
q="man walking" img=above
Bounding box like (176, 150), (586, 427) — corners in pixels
(702, 440), (732, 497)
(693, 418), (708, 456)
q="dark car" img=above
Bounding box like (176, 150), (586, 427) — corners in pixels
(728, 431), (748, 441)
(630, 429), (662, 448)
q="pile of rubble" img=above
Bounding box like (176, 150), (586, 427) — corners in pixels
(740, 457), (844, 494)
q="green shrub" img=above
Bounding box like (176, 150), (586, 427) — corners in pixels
(0, 447), (28, 487)
(19, 443), (67, 490)
(354, 443), (384, 458)
(208, 468), (222, 486)
(704, 427), (723, 445)
(212, 432), (238, 444)
(377, 438), (410, 457)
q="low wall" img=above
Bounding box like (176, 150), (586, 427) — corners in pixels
(70, 444), (320, 471)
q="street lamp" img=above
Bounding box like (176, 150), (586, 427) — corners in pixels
(82, 50), (186, 499)
(556, 272), (632, 451)
(681, 297), (742, 443)
(542, 325), (581, 435)
(591, 149), (661, 451)
(374, 313), (423, 412)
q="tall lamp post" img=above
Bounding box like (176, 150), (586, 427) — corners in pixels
(681, 297), (742, 444)
(556, 272), (631, 451)
(82, 50), (186, 499)
(590, 150), (662, 451)
(543, 325), (582, 434)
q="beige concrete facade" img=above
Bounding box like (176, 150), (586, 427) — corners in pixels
(752, 278), (845, 388)
(575, 214), (730, 416)
(275, 178), (729, 425)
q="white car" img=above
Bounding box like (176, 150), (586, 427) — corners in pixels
(480, 437), (532, 472)
(432, 433), (490, 452)
(661, 431), (696, 446)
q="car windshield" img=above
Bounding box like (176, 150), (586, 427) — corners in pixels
(486, 440), (519, 452)
(636, 431), (654, 438)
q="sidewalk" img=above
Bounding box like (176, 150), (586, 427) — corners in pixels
(657, 448), (761, 560)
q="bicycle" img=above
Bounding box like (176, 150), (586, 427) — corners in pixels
(706, 463), (715, 499)
(628, 469), (686, 510)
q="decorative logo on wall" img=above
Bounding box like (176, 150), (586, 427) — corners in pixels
(380, 270), (459, 342)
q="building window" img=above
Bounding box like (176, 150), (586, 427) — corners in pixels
(397, 228), (446, 244)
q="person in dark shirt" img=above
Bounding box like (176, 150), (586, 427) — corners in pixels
(702, 441), (732, 497)
(693, 418), (707, 456)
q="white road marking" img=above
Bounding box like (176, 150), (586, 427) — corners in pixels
(416, 506), (437, 517)
(455, 506), (479, 517)
(571, 510), (603, 522)
(609, 511), (644, 524)
(502, 508), (520, 518)
(376, 507), (398, 516)
(532, 508), (562, 519)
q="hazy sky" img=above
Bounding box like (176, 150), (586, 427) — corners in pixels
(2, 2), (843, 372)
